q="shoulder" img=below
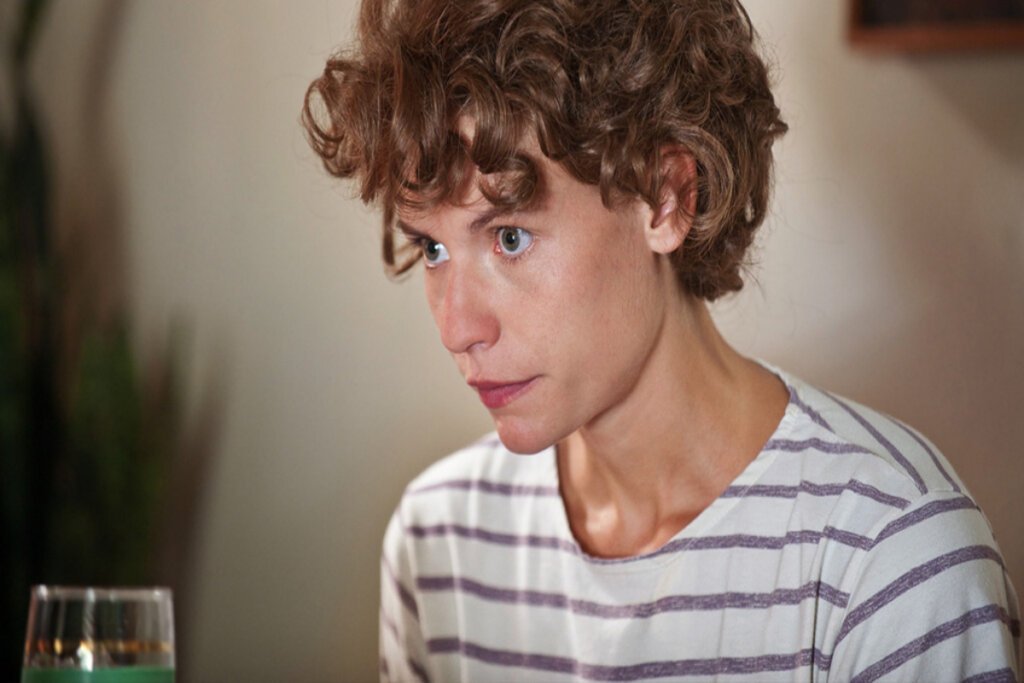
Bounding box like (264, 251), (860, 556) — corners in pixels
(776, 367), (968, 499)
(770, 368), (1004, 557)
(826, 485), (1020, 679)
(767, 369), (1020, 678)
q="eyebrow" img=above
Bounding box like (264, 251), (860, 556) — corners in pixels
(395, 220), (429, 240)
(469, 206), (513, 232)
(395, 205), (514, 240)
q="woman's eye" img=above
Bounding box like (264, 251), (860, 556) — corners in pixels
(422, 240), (449, 267)
(496, 227), (533, 257)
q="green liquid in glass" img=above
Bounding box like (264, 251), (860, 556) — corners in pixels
(21, 667), (174, 683)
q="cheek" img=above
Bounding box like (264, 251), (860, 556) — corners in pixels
(423, 272), (445, 322)
(562, 237), (655, 327)
(556, 252), (661, 389)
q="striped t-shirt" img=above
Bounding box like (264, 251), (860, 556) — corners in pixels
(380, 369), (1020, 682)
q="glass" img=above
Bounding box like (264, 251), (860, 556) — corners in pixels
(21, 586), (175, 683)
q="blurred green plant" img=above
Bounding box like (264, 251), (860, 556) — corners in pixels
(2, 0), (180, 678)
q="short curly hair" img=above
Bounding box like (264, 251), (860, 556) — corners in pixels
(303, 0), (787, 300)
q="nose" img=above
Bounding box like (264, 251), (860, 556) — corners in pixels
(431, 262), (500, 355)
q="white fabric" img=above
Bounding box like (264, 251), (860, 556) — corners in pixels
(380, 369), (1020, 682)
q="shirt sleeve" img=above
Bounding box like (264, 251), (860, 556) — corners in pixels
(827, 489), (1021, 682)
(379, 508), (430, 683)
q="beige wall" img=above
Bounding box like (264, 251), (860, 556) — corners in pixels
(31, 1), (1024, 680)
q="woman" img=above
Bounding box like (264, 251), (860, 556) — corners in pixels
(304, 0), (1020, 679)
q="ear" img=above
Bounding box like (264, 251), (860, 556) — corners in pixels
(646, 145), (698, 255)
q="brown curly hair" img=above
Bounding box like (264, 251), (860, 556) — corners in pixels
(303, 0), (787, 300)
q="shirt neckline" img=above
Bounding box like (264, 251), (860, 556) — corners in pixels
(538, 364), (801, 569)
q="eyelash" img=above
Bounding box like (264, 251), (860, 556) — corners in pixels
(406, 236), (429, 253)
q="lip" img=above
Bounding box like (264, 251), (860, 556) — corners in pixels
(468, 376), (540, 410)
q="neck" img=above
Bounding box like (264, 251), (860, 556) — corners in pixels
(557, 294), (788, 558)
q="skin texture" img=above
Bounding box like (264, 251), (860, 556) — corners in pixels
(397, 146), (790, 559)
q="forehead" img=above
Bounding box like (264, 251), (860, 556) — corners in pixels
(395, 198), (512, 237)
(395, 147), (611, 232)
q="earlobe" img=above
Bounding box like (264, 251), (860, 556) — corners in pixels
(646, 146), (697, 255)
(647, 188), (684, 254)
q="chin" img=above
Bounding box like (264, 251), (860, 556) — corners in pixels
(493, 419), (559, 456)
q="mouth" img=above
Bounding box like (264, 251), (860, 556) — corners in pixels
(468, 376), (540, 410)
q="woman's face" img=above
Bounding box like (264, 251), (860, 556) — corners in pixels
(397, 155), (675, 454)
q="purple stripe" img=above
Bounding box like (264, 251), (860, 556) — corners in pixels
(835, 545), (1005, 647)
(380, 610), (431, 683)
(763, 437), (874, 456)
(612, 528), (868, 563)
(844, 480), (911, 508)
(850, 604), (1015, 683)
(721, 479), (909, 509)
(406, 523), (578, 553)
(963, 668), (1017, 683)
(826, 392), (928, 494)
(790, 389), (833, 431)
(415, 575), (850, 616)
(409, 478), (561, 497)
(892, 419), (961, 493)
(874, 496), (979, 546)
(429, 638), (573, 675)
(428, 639), (831, 679)
(405, 523), (873, 563)
(380, 608), (401, 642)
(686, 530), (820, 550)
(408, 658), (430, 683)
(382, 555), (420, 619)
(823, 526), (875, 550)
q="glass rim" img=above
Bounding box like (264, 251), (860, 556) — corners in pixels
(30, 585), (173, 602)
